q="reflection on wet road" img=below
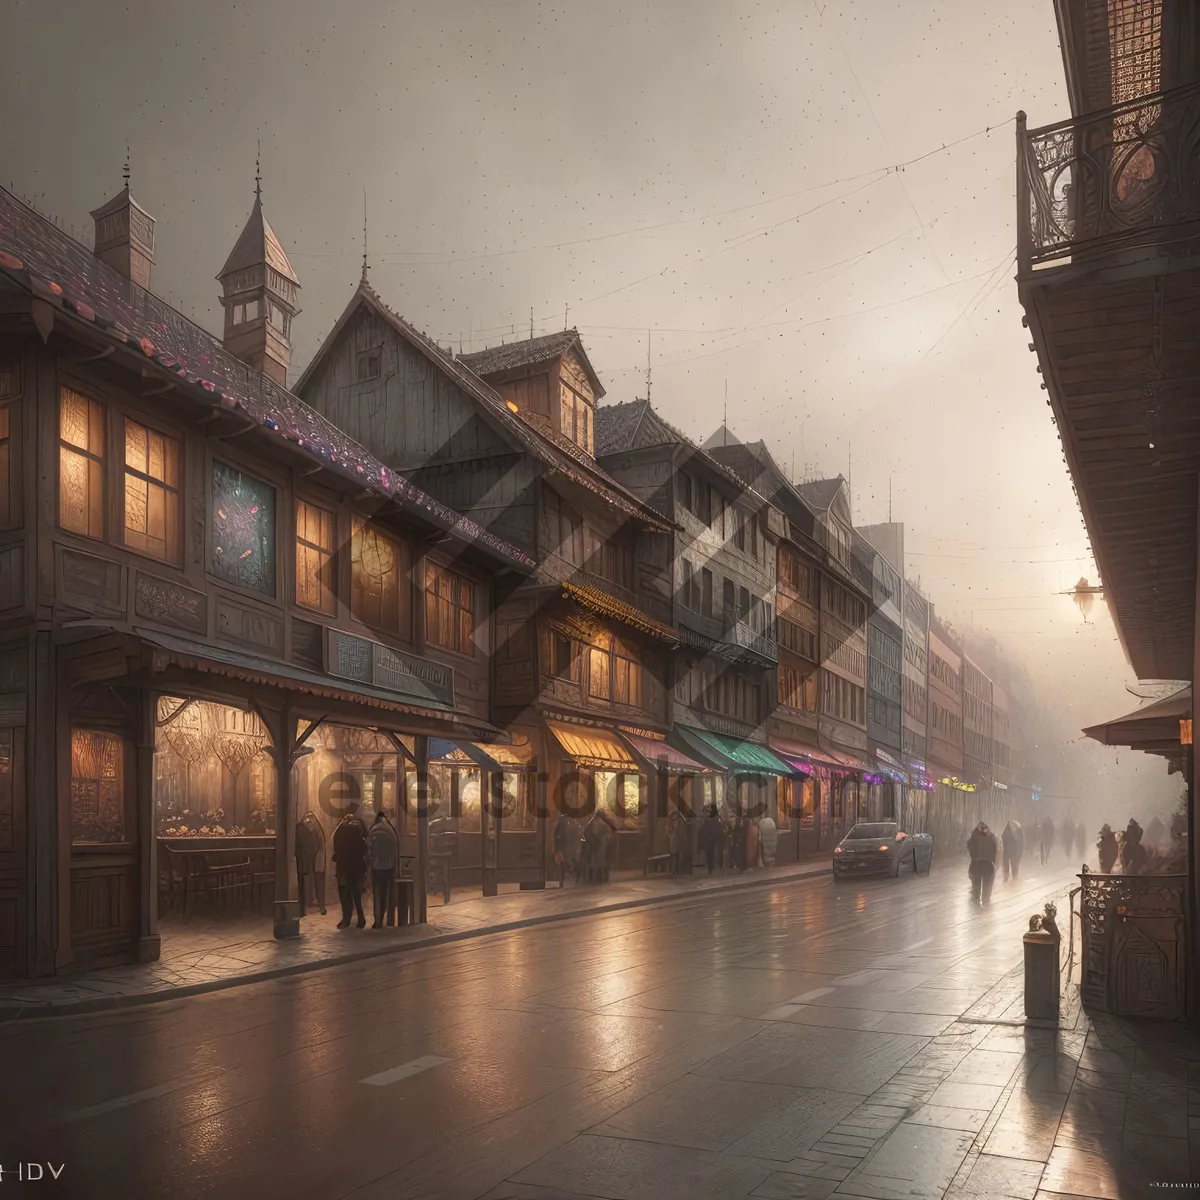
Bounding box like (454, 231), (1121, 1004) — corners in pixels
(2, 858), (1188, 1199)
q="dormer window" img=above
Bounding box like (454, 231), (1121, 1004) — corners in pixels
(356, 348), (382, 383)
(231, 298), (260, 327)
(268, 301), (291, 338)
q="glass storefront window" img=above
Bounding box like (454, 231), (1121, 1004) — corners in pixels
(155, 698), (275, 837)
(775, 777), (792, 830)
(458, 769), (481, 833)
(501, 772), (536, 830)
(71, 728), (125, 844)
(595, 770), (644, 830)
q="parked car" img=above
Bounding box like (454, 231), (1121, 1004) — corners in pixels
(832, 822), (933, 880)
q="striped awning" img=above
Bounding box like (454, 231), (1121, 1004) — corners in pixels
(621, 731), (712, 774)
(548, 722), (638, 771)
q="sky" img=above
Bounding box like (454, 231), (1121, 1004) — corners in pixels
(2, 0), (1178, 822)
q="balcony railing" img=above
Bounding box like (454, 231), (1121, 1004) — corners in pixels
(1017, 81), (1200, 269)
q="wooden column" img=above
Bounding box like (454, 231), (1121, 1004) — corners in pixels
(136, 688), (160, 963)
(482, 769), (498, 897)
(414, 733), (429, 925)
(266, 705), (300, 940)
(27, 629), (57, 977)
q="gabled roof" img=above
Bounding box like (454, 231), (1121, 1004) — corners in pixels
(460, 328), (605, 399)
(0, 186), (530, 572)
(595, 400), (766, 504)
(218, 191), (299, 284)
(294, 284), (669, 530)
(797, 476), (845, 513)
(705, 438), (819, 538)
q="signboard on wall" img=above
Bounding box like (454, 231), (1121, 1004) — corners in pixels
(326, 629), (455, 709)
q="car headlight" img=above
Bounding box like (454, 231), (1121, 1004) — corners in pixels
(878, 845), (889, 851)
(833, 847), (843, 854)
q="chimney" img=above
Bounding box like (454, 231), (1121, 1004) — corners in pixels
(90, 185), (155, 290)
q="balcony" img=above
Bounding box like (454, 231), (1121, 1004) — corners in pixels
(1017, 81), (1200, 271)
(677, 608), (778, 667)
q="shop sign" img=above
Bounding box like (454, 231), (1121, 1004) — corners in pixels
(326, 628), (455, 708)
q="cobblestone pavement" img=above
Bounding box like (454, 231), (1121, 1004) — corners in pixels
(0, 856), (1193, 1199)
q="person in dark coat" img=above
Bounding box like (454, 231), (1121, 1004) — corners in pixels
(967, 821), (999, 905)
(332, 805), (369, 929)
(1001, 819), (1023, 881)
(366, 811), (399, 928)
(295, 811), (327, 916)
(699, 805), (724, 873)
(583, 809), (617, 882)
(1097, 823), (1118, 873)
(1119, 818), (1148, 874)
(1040, 817), (1056, 864)
(553, 813), (581, 887)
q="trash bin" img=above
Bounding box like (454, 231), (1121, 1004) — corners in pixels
(1024, 927), (1060, 1020)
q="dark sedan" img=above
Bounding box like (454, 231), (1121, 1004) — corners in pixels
(832, 822), (933, 879)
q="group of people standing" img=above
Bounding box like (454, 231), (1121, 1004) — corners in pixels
(550, 804), (782, 887)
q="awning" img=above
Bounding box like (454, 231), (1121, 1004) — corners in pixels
(621, 731), (712, 774)
(428, 738), (537, 771)
(769, 737), (841, 776)
(132, 629), (505, 740)
(548, 721), (638, 771)
(670, 725), (797, 777)
(1083, 686), (1191, 761)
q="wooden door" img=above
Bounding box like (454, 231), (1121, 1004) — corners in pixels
(68, 727), (139, 969)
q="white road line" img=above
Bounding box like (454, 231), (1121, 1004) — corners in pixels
(762, 1004), (801, 1021)
(360, 1055), (450, 1087)
(791, 987), (834, 1004)
(832, 970), (883, 987)
(64, 1080), (191, 1122)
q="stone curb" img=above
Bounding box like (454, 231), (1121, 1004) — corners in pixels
(0, 860), (832, 1022)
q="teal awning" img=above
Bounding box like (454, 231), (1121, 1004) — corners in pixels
(669, 725), (796, 777)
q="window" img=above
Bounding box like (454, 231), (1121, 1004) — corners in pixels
(723, 578), (736, 623)
(739, 587), (750, 623)
(70, 728), (125, 844)
(681, 558), (697, 611)
(425, 562), (474, 655)
(553, 634), (577, 678)
(588, 645), (611, 700)
(778, 664), (817, 712)
(356, 348), (382, 382)
(710, 487), (725, 534)
(735, 510), (746, 551)
(211, 461), (276, 595)
(59, 387), (105, 539)
(295, 500), (336, 615)
(778, 618), (817, 661)
(268, 301), (290, 336)
(350, 517), (409, 636)
(501, 771), (536, 830)
(559, 384), (594, 453)
(701, 568), (714, 617)
(543, 489), (584, 565)
(123, 418), (180, 561)
(678, 472), (693, 515)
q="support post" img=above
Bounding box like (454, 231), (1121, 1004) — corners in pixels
(267, 705), (300, 940)
(1015, 111), (1031, 274)
(414, 733), (429, 925)
(136, 688), (160, 963)
(482, 769), (498, 897)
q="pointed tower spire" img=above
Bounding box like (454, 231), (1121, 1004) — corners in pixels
(217, 156), (301, 386)
(361, 188), (369, 286)
(91, 146), (155, 289)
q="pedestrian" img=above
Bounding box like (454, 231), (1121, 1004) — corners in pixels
(1118, 818), (1148, 874)
(967, 821), (999, 905)
(583, 809), (616, 883)
(1097, 823), (1118, 873)
(699, 805), (724, 874)
(1040, 817), (1056, 864)
(1001, 819), (1023, 880)
(366, 811), (399, 928)
(745, 814), (760, 870)
(333, 804), (369, 929)
(731, 812), (748, 872)
(295, 810), (327, 917)
(758, 813), (778, 868)
(667, 808), (683, 875)
(1145, 815), (1166, 850)
(553, 812), (580, 887)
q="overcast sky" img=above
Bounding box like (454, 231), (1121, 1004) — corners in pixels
(3, 0), (1176, 818)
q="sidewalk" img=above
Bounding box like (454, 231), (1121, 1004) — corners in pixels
(0, 858), (830, 1021)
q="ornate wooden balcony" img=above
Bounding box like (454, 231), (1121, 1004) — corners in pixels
(1018, 81), (1200, 271)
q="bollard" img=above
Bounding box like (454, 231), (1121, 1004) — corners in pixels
(1024, 926), (1060, 1020)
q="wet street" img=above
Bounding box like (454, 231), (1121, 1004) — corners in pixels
(0, 858), (1183, 1199)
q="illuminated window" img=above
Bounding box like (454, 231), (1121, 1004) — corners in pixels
(425, 562), (474, 655)
(59, 387), (105, 539)
(351, 516), (409, 636)
(588, 644), (611, 699)
(71, 728), (125, 844)
(123, 418), (180, 561)
(211, 460), (276, 596)
(295, 500), (336, 614)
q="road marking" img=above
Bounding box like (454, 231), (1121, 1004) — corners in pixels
(832, 970), (883, 987)
(792, 987), (834, 1003)
(65, 1080), (191, 1122)
(360, 1055), (450, 1087)
(762, 1003), (801, 1021)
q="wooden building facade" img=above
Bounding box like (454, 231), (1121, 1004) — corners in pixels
(0, 185), (533, 979)
(296, 298), (678, 879)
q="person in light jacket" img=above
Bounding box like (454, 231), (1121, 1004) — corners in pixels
(758, 815), (778, 867)
(366, 811), (399, 928)
(1001, 819), (1023, 881)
